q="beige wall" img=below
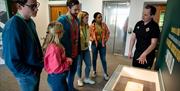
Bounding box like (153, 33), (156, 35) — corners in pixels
(32, 0), (48, 44)
(33, 0), (67, 44)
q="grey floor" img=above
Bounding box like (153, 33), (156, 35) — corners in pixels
(0, 52), (131, 91)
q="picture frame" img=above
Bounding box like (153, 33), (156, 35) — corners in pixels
(0, 0), (9, 64)
(0, 0), (9, 25)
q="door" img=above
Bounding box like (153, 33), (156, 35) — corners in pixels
(103, 1), (130, 55)
(49, 5), (68, 21)
(154, 4), (166, 31)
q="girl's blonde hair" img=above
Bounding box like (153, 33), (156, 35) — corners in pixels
(78, 11), (89, 26)
(78, 11), (89, 32)
(42, 21), (64, 53)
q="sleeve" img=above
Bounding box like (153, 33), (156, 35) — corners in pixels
(57, 15), (66, 25)
(133, 21), (141, 33)
(104, 23), (110, 41)
(44, 45), (69, 73)
(151, 23), (160, 39)
(3, 20), (35, 75)
(56, 48), (71, 72)
(89, 24), (95, 41)
(44, 45), (61, 73)
(61, 49), (72, 66)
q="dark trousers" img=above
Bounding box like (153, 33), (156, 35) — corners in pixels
(67, 56), (78, 91)
(47, 72), (68, 91)
(91, 43), (108, 75)
(77, 49), (91, 78)
(133, 50), (155, 69)
(16, 73), (41, 91)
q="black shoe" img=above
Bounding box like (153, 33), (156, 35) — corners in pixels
(68, 88), (78, 91)
(73, 88), (79, 91)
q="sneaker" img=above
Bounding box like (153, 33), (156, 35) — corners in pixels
(83, 78), (95, 84)
(104, 74), (109, 81)
(77, 79), (84, 86)
(92, 71), (97, 77)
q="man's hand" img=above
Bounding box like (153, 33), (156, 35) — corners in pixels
(128, 52), (133, 59)
(137, 38), (158, 64)
(137, 53), (147, 64)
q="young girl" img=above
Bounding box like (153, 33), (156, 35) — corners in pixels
(76, 11), (95, 86)
(42, 21), (72, 91)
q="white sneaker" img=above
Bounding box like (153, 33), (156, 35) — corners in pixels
(92, 71), (97, 77)
(77, 79), (84, 86)
(84, 78), (95, 84)
(104, 74), (109, 81)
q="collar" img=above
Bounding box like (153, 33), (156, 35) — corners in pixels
(143, 19), (154, 26)
(16, 11), (31, 20)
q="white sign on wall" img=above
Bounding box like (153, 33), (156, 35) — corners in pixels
(165, 49), (175, 74)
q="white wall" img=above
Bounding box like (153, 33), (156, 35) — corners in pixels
(33, 0), (66, 44)
(33, 0), (48, 44)
(81, 0), (102, 24)
(34, 0), (167, 55)
(81, 0), (129, 25)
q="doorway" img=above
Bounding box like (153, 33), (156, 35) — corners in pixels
(144, 3), (166, 31)
(103, 1), (130, 55)
(49, 5), (68, 21)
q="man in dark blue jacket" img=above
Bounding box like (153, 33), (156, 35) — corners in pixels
(57, 0), (81, 91)
(2, 0), (43, 91)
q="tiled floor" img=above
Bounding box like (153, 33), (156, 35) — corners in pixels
(0, 52), (131, 91)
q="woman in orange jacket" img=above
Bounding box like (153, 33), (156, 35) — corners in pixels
(89, 12), (110, 80)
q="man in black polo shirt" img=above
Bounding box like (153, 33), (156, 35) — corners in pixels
(128, 5), (160, 69)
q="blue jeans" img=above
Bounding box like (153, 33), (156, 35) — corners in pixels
(67, 56), (78, 91)
(77, 49), (91, 78)
(16, 73), (41, 91)
(91, 43), (108, 75)
(47, 72), (68, 91)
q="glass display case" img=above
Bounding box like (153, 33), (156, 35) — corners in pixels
(103, 65), (161, 91)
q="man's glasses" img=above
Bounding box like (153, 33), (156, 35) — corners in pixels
(25, 2), (40, 11)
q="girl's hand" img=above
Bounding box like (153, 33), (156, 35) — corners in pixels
(67, 58), (73, 65)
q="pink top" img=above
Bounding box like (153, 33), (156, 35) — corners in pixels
(44, 43), (71, 74)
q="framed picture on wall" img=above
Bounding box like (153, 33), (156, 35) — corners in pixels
(0, 0), (17, 64)
(0, 0), (9, 64)
(0, 1), (8, 25)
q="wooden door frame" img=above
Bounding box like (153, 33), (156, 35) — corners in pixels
(48, 3), (82, 22)
(48, 4), (67, 22)
(144, 2), (166, 23)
